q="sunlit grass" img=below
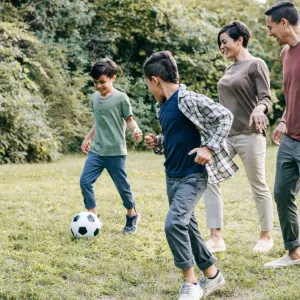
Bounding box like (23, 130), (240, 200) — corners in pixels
(0, 148), (299, 299)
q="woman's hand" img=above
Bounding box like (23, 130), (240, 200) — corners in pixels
(249, 105), (268, 131)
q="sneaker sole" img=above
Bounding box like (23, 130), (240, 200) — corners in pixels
(204, 278), (225, 298)
(178, 287), (204, 300)
(209, 246), (226, 253)
(264, 261), (300, 268)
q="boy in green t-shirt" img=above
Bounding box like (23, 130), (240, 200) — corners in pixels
(80, 58), (142, 234)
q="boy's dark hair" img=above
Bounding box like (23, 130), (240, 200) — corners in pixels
(265, 2), (299, 25)
(143, 51), (179, 84)
(217, 21), (251, 49)
(91, 58), (118, 80)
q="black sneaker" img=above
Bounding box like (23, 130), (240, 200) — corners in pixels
(123, 211), (140, 234)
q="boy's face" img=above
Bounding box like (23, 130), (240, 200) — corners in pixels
(145, 76), (165, 103)
(94, 74), (116, 97)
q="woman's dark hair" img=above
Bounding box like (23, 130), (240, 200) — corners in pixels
(265, 2), (299, 26)
(91, 58), (118, 80)
(143, 51), (179, 84)
(217, 21), (251, 49)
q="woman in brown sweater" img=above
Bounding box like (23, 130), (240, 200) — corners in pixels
(203, 21), (274, 253)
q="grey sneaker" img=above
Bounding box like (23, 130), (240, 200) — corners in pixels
(178, 280), (203, 300)
(199, 271), (225, 298)
(123, 211), (140, 234)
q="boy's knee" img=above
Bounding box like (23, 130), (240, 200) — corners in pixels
(165, 214), (183, 236)
(80, 177), (90, 189)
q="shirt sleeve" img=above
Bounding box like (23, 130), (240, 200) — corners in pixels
(187, 94), (233, 153)
(121, 94), (133, 120)
(250, 60), (272, 113)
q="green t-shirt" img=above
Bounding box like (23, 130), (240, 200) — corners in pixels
(89, 89), (132, 156)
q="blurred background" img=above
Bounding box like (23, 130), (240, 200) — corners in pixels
(0, 0), (295, 163)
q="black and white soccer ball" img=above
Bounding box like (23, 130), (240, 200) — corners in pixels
(70, 212), (102, 238)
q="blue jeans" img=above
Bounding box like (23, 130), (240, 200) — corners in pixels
(165, 171), (217, 271)
(80, 152), (135, 210)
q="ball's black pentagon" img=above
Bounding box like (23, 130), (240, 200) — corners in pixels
(70, 228), (75, 237)
(78, 227), (88, 235)
(73, 215), (80, 222)
(94, 228), (100, 236)
(87, 214), (95, 222)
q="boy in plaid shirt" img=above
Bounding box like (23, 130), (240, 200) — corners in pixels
(143, 51), (237, 300)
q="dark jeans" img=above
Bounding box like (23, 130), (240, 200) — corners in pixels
(274, 135), (300, 250)
(165, 171), (217, 271)
(80, 152), (135, 210)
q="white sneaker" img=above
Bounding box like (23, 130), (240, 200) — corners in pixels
(264, 254), (300, 268)
(178, 280), (203, 300)
(253, 237), (273, 253)
(206, 238), (226, 253)
(199, 271), (225, 297)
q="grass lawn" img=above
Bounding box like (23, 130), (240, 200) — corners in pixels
(0, 147), (299, 299)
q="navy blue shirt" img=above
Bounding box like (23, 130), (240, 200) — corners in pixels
(159, 90), (204, 176)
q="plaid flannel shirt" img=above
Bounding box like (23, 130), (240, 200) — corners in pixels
(154, 84), (238, 183)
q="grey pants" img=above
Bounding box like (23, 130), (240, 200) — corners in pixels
(165, 171), (217, 271)
(274, 135), (300, 250)
(203, 134), (273, 231)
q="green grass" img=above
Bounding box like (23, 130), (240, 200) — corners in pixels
(0, 148), (299, 299)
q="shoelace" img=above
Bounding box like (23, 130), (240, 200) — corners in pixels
(199, 277), (208, 288)
(179, 283), (193, 295)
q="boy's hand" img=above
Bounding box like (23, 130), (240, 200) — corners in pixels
(272, 122), (286, 146)
(133, 128), (143, 142)
(81, 139), (91, 154)
(188, 147), (212, 165)
(144, 134), (157, 149)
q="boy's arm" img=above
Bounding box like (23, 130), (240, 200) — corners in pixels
(144, 134), (164, 155)
(81, 123), (95, 154)
(126, 116), (142, 141)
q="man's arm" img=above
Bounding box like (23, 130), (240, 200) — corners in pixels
(272, 109), (286, 146)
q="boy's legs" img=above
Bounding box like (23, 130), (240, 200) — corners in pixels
(105, 155), (136, 211)
(105, 156), (139, 233)
(80, 152), (105, 214)
(203, 136), (236, 252)
(165, 172), (217, 277)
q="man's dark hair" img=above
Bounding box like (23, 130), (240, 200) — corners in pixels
(265, 2), (299, 25)
(143, 51), (179, 84)
(91, 58), (118, 80)
(217, 21), (251, 49)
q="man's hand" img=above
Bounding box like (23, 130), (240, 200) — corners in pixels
(144, 134), (158, 149)
(133, 128), (143, 142)
(81, 139), (91, 154)
(272, 122), (286, 146)
(249, 106), (268, 131)
(188, 147), (212, 165)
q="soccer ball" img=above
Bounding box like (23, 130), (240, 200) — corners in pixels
(70, 212), (102, 238)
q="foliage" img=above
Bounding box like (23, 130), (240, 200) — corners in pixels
(0, 0), (293, 162)
(0, 22), (61, 163)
